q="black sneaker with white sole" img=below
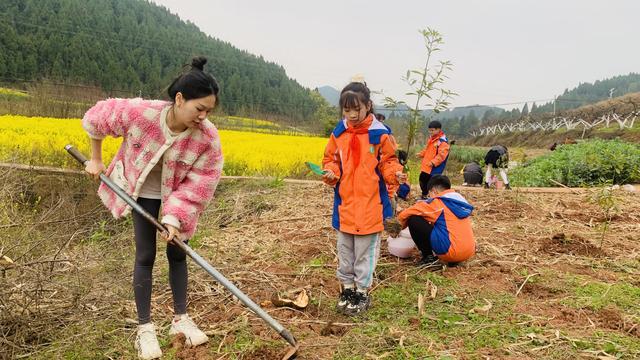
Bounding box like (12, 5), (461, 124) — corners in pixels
(336, 287), (356, 313)
(344, 291), (371, 316)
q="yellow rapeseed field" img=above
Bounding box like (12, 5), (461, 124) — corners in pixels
(213, 115), (309, 136)
(220, 130), (326, 176)
(224, 116), (279, 127)
(0, 115), (326, 177)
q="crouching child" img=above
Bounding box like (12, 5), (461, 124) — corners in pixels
(396, 175), (476, 267)
(461, 161), (483, 186)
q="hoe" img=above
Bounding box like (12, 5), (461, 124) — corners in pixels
(65, 145), (299, 359)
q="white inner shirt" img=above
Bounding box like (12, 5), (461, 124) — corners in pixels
(138, 123), (181, 199)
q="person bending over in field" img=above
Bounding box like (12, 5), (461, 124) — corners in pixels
(83, 56), (223, 359)
(484, 145), (511, 189)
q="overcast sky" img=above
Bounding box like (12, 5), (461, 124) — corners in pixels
(152, 0), (639, 109)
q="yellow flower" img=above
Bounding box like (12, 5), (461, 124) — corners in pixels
(0, 115), (326, 177)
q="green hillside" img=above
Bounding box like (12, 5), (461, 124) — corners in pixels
(0, 0), (321, 120)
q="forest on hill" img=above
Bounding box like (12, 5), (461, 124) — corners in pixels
(0, 0), (325, 121)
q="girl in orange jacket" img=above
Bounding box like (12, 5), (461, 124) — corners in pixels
(322, 82), (405, 316)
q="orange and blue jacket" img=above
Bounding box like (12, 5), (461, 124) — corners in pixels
(323, 115), (403, 235)
(397, 189), (475, 262)
(379, 127), (411, 201)
(384, 129), (402, 199)
(418, 131), (450, 174)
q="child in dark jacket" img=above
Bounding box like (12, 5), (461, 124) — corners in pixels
(461, 161), (483, 186)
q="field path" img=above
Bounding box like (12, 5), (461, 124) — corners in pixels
(2, 162), (638, 193)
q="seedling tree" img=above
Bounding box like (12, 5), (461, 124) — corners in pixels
(384, 28), (456, 154)
(589, 186), (621, 248)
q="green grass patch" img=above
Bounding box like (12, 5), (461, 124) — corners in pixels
(306, 254), (331, 267)
(566, 277), (640, 311)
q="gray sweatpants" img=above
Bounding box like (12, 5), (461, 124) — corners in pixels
(336, 231), (381, 290)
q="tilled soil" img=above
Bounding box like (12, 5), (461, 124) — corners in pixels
(179, 182), (640, 358)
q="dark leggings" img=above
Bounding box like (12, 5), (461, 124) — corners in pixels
(419, 172), (432, 198)
(407, 215), (434, 257)
(133, 198), (188, 324)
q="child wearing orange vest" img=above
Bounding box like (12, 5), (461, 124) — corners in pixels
(323, 82), (405, 315)
(396, 175), (475, 267)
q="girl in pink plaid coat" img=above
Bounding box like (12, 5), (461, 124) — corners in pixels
(83, 57), (223, 359)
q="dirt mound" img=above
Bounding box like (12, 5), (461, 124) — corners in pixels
(598, 307), (640, 338)
(320, 321), (349, 337)
(518, 281), (566, 299)
(554, 306), (640, 338)
(540, 233), (606, 257)
(244, 346), (290, 359)
(169, 333), (212, 359)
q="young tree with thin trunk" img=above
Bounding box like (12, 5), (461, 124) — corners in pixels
(384, 28), (456, 153)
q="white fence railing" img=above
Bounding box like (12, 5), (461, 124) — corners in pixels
(470, 112), (639, 137)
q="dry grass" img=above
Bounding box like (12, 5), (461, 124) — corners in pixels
(1, 169), (639, 359)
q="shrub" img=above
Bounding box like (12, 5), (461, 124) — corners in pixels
(510, 139), (640, 187)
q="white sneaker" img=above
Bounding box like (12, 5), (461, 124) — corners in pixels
(134, 323), (162, 359)
(169, 314), (209, 347)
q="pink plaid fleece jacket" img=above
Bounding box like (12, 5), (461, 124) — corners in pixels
(82, 98), (224, 239)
